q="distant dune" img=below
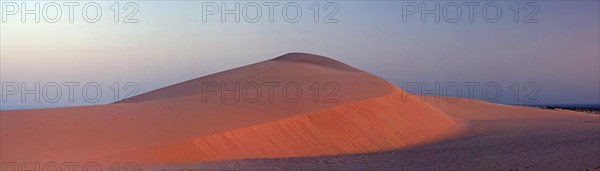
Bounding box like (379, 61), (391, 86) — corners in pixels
(1, 53), (598, 170)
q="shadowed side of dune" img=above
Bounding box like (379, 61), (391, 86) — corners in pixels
(111, 90), (456, 165)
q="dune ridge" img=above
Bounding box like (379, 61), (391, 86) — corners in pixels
(270, 52), (364, 72)
(111, 88), (456, 165)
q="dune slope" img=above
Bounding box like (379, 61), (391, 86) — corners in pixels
(111, 90), (455, 165)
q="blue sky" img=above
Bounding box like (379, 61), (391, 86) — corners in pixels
(1, 1), (599, 109)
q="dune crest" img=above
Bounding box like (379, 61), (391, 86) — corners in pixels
(271, 52), (364, 72)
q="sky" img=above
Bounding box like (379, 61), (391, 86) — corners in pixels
(1, 0), (599, 110)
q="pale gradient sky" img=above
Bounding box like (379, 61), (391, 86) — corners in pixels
(1, 1), (599, 109)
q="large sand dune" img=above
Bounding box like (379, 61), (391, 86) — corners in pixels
(0, 53), (457, 168)
(2, 53), (597, 170)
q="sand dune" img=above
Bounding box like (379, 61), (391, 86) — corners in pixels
(2, 53), (596, 170)
(1, 53), (455, 168)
